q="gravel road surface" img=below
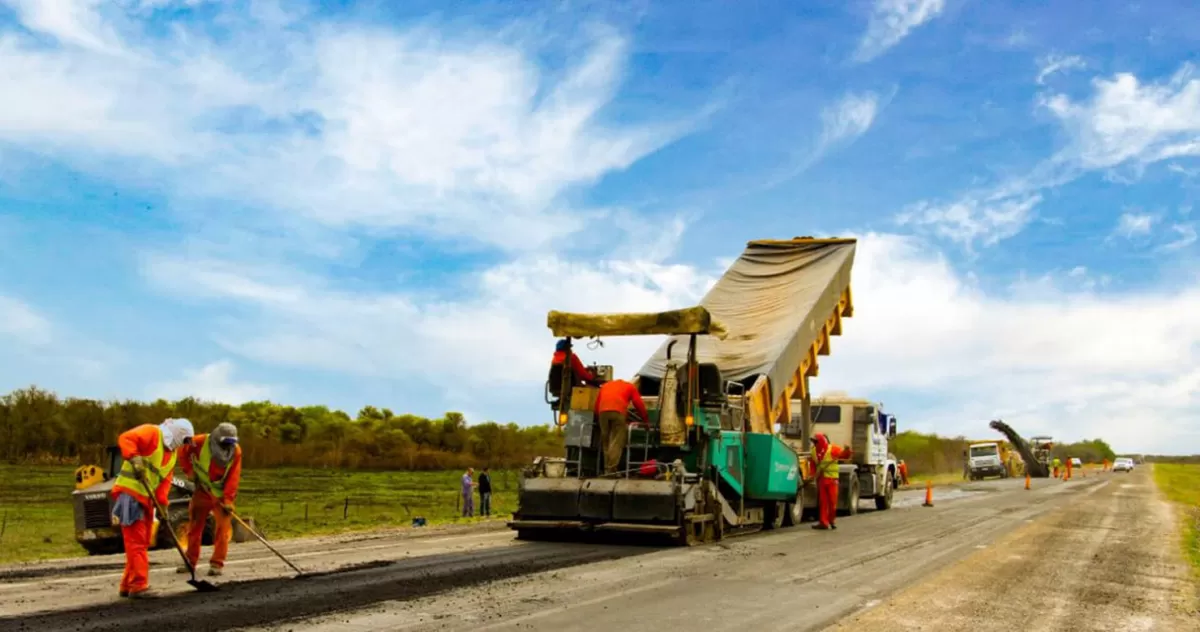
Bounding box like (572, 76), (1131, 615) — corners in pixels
(829, 467), (1198, 631)
(0, 473), (1161, 632)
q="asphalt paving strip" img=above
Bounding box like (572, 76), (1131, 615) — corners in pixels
(0, 477), (1077, 632)
(0, 541), (660, 632)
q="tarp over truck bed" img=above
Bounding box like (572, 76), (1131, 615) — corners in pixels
(637, 238), (856, 403)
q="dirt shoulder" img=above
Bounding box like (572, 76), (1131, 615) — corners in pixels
(828, 469), (1198, 631)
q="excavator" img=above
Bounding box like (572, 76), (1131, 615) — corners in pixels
(988, 420), (1052, 478)
(510, 237), (858, 544)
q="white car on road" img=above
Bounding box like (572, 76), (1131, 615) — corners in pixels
(1113, 457), (1134, 472)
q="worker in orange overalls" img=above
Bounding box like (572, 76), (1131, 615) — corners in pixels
(110, 418), (194, 598)
(811, 433), (852, 531)
(594, 378), (649, 474)
(179, 423), (242, 577)
(898, 460), (910, 486)
(1065, 456), (1073, 479)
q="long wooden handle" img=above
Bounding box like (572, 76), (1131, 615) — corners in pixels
(140, 472), (196, 577)
(230, 511), (303, 575)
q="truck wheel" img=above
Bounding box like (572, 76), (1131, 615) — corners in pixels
(847, 478), (859, 516)
(762, 501), (784, 530)
(874, 475), (894, 511)
(782, 489), (803, 527)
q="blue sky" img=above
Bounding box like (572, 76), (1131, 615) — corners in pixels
(2, 0), (1199, 454)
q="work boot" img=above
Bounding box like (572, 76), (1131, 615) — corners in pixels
(207, 565), (223, 577)
(830, 524), (837, 530)
(119, 591), (129, 598)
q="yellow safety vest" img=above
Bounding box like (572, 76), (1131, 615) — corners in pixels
(812, 446), (839, 479)
(114, 428), (177, 500)
(192, 438), (234, 496)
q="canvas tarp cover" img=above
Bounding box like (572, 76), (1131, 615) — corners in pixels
(637, 240), (856, 404)
(547, 306), (728, 339)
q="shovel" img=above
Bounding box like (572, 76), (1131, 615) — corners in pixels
(228, 510), (308, 578)
(139, 471), (219, 593)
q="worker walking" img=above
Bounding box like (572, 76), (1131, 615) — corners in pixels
(1052, 457), (1062, 479)
(594, 378), (649, 475)
(811, 433), (852, 530)
(111, 417), (195, 598)
(178, 423), (242, 577)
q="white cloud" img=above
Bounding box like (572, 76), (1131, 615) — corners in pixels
(853, 0), (947, 63)
(902, 63), (1200, 249)
(149, 360), (274, 404)
(141, 233), (1200, 453)
(819, 92), (880, 147)
(0, 294), (53, 345)
(896, 194), (1041, 251)
(1160, 223), (1198, 251)
(1035, 53), (1086, 85)
(1043, 63), (1200, 171)
(1113, 212), (1156, 238)
(0, 6), (693, 252)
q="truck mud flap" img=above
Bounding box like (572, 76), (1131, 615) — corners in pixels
(517, 477), (584, 520)
(611, 479), (678, 523)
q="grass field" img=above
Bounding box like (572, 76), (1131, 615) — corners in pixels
(0, 465), (517, 565)
(1152, 463), (1200, 576)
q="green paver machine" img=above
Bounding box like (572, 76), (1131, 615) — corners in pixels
(509, 237), (858, 545)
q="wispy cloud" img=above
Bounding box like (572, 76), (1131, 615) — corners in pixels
(896, 194), (1042, 252)
(853, 0), (947, 63)
(759, 91), (885, 189)
(1113, 212), (1157, 238)
(901, 63), (1200, 250)
(0, 5), (697, 252)
(1035, 53), (1086, 85)
(149, 360), (274, 404)
(0, 294), (53, 345)
(1160, 223), (1198, 251)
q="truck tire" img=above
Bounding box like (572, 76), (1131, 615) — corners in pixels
(82, 540), (123, 556)
(762, 501), (785, 530)
(839, 478), (860, 517)
(782, 489), (804, 527)
(874, 474), (894, 511)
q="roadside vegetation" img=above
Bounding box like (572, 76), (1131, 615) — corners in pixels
(1152, 463), (1200, 577)
(0, 464), (517, 565)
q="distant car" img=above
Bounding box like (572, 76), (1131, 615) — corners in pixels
(1069, 458), (1083, 468)
(1113, 458), (1134, 472)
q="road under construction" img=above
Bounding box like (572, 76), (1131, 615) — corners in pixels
(2, 237), (1194, 629)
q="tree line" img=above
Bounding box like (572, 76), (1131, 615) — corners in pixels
(0, 386), (562, 470)
(892, 430), (1119, 475)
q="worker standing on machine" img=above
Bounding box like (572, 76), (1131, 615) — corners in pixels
(551, 339), (600, 387)
(594, 378), (649, 475)
(811, 433), (851, 531)
(179, 423), (242, 577)
(111, 417), (195, 598)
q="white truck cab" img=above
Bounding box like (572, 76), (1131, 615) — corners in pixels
(791, 393), (900, 516)
(968, 442), (1008, 480)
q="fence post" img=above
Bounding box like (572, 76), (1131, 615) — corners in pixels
(344, 497), (349, 520)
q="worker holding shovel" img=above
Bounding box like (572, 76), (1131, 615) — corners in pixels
(179, 423), (242, 577)
(110, 418), (194, 598)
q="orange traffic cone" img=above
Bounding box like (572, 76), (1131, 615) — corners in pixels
(922, 479), (934, 507)
(1025, 473), (1031, 490)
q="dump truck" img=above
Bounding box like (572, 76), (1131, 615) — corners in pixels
(510, 237), (857, 544)
(792, 394), (899, 516)
(72, 445), (213, 555)
(966, 440), (1014, 480)
(988, 420), (1051, 478)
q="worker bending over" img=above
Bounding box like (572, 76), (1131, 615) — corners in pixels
(594, 378), (648, 474)
(550, 339), (599, 387)
(811, 433), (852, 531)
(111, 417), (195, 598)
(179, 423), (242, 576)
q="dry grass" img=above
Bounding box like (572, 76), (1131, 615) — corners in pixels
(1152, 463), (1200, 577)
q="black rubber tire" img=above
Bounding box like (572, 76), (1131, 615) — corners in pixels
(846, 479), (859, 516)
(762, 501), (784, 530)
(874, 474), (894, 511)
(81, 540), (123, 556)
(782, 488), (803, 527)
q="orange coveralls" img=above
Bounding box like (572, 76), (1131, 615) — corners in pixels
(180, 434), (242, 570)
(111, 425), (176, 596)
(812, 436), (851, 529)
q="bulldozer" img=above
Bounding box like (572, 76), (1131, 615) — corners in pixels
(72, 445), (214, 555)
(510, 237), (859, 544)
